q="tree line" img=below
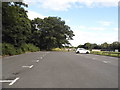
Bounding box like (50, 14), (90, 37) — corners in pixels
(2, 2), (74, 55)
(77, 42), (120, 51)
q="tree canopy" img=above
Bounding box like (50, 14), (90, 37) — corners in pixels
(2, 2), (31, 47)
(30, 17), (74, 50)
(2, 2), (75, 50)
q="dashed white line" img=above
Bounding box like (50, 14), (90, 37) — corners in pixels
(22, 65), (34, 68)
(36, 60), (39, 62)
(9, 77), (20, 86)
(103, 61), (111, 64)
(92, 58), (96, 60)
(22, 66), (30, 68)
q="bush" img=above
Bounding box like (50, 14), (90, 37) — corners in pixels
(27, 44), (40, 52)
(2, 43), (40, 56)
(21, 43), (29, 52)
(0, 43), (2, 55)
(21, 43), (40, 52)
(2, 43), (16, 55)
(16, 48), (23, 54)
(52, 48), (62, 51)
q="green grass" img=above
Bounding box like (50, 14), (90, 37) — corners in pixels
(91, 51), (120, 57)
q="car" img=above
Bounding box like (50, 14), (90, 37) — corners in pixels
(76, 48), (90, 54)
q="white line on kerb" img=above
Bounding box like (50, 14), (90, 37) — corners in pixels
(9, 77), (20, 86)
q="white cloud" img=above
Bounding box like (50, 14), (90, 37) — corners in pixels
(69, 25), (118, 46)
(27, 10), (46, 20)
(24, 0), (119, 11)
(98, 21), (113, 26)
(89, 27), (106, 31)
(78, 25), (107, 31)
(113, 28), (118, 31)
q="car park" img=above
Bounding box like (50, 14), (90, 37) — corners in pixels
(76, 48), (90, 54)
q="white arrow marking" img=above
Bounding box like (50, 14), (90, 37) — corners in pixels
(0, 77), (20, 86)
(9, 77), (20, 86)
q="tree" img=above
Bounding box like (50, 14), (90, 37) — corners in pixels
(30, 17), (75, 50)
(110, 41), (120, 51)
(84, 42), (91, 50)
(101, 42), (109, 50)
(2, 2), (31, 47)
(77, 44), (84, 48)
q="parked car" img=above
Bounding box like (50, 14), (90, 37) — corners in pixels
(76, 48), (90, 54)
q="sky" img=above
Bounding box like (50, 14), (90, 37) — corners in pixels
(24, 0), (118, 47)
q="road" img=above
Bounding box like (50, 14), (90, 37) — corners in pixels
(1, 51), (118, 88)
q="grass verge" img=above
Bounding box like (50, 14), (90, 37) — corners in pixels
(90, 51), (120, 58)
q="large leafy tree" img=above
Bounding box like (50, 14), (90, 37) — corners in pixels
(101, 42), (110, 49)
(2, 2), (31, 47)
(110, 41), (120, 51)
(31, 17), (74, 50)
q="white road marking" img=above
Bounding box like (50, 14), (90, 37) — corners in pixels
(103, 61), (111, 64)
(22, 65), (34, 68)
(29, 65), (34, 68)
(9, 77), (20, 86)
(92, 58), (96, 60)
(0, 77), (20, 86)
(0, 80), (13, 83)
(36, 60), (39, 62)
(22, 66), (30, 68)
(103, 61), (108, 63)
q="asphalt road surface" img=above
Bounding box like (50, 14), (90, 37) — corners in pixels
(2, 51), (118, 88)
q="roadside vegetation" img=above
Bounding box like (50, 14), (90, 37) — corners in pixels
(52, 48), (74, 52)
(2, 43), (40, 56)
(1, 2), (74, 56)
(77, 42), (120, 52)
(90, 51), (120, 58)
(77, 42), (120, 57)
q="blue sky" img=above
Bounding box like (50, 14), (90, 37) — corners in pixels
(24, 0), (118, 46)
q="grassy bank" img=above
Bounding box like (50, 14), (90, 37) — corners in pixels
(91, 51), (120, 57)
